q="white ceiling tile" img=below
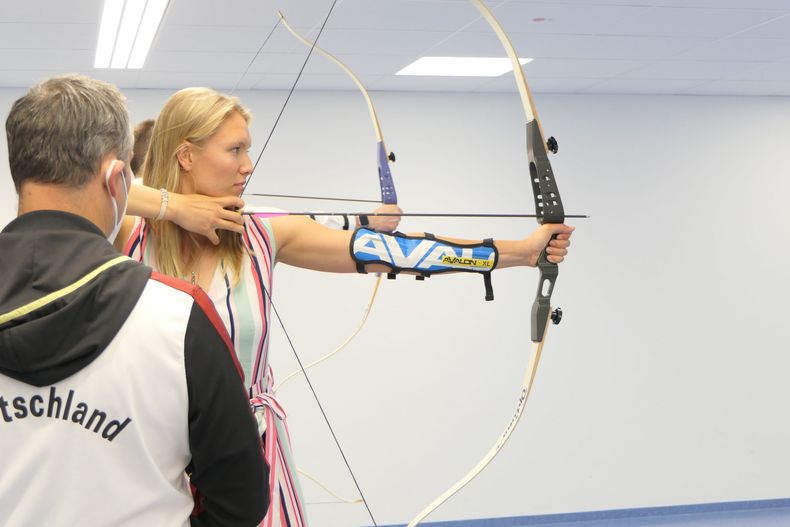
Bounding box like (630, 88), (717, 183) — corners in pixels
(0, 48), (93, 71)
(85, 69), (144, 88)
(674, 37), (790, 62)
(0, 0), (102, 24)
(0, 70), (54, 88)
(248, 52), (326, 75)
(246, 73), (316, 91)
(248, 52), (417, 79)
(133, 70), (256, 91)
(258, 73), (388, 91)
(727, 60), (790, 81)
(464, 2), (655, 37)
(297, 28), (456, 56)
(366, 74), (493, 92)
(0, 23), (97, 49)
(463, 3), (784, 39)
(237, 23), (454, 58)
(154, 25), (271, 53)
(619, 60), (769, 81)
(656, 0), (790, 8)
(321, 0), (480, 31)
(431, 31), (712, 60)
(143, 51), (255, 73)
(622, 6), (785, 38)
(547, 0), (789, 7)
(0, 68), (143, 89)
(732, 13), (790, 39)
(479, 75), (603, 94)
(525, 58), (646, 78)
(682, 79), (790, 96)
(580, 77), (710, 94)
(163, 0), (279, 28)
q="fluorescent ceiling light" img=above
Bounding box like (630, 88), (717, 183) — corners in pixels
(94, 0), (168, 69)
(397, 56), (532, 77)
(94, 0), (124, 68)
(128, 0), (169, 68)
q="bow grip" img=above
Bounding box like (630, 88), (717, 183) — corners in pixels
(531, 241), (558, 342)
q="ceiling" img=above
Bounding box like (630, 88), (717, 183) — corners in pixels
(1, 0), (790, 96)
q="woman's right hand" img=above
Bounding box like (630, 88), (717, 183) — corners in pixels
(168, 193), (246, 244)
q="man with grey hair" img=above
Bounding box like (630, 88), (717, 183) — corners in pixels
(0, 74), (268, 526)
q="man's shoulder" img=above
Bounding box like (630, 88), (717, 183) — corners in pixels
(145, 273), (233, 355)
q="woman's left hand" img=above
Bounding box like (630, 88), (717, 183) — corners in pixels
(522, 223), (575, 266)
(360, 204), (402, 232)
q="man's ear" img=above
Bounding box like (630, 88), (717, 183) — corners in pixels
(176, 143), (193, 171)
(100, 157), (126, 198)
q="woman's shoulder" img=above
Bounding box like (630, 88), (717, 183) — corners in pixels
(242, 213), (277, 257)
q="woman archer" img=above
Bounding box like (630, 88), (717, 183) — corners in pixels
(116, 86), (574, 526)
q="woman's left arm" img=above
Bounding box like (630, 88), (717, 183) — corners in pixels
(271, 215), (574, 273)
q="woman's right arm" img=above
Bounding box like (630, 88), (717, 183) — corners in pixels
(115, 184), (246, 251)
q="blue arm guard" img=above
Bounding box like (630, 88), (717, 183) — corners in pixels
(350, 228), (498, 300)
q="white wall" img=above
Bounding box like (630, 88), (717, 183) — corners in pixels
(2, 87), (789, 527)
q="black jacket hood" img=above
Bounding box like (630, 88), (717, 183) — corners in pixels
(0, 211), (151, 386)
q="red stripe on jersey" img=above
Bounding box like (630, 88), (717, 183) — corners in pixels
(150, 272), (245, 382)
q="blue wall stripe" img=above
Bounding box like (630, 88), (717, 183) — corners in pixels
(377, 498), (790, 527)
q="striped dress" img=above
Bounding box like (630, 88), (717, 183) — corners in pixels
(124, 215), (309, 527)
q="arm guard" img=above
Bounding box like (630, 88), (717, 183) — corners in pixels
(350, 228), (498, 300)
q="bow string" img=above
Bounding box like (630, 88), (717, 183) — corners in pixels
(237, 1), (380, 524)
(272, 9), (399, 393)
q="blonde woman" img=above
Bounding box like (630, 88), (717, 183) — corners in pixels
(116, 87), (574, 526)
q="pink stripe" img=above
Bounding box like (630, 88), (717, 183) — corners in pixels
(255, 380), (306, 526)
(247, 216), (273, 280)
(243, 217), (274, 390)
(243, 223), (267, 369)
(243, 227), (268, 389)
(277, 429), (306, 525)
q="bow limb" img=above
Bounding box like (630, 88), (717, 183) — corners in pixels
(274, 11), (397, 392)
(407, 313), (552, 527)
(407, 1), (566, 524)
(278, 11), (397, 205)
(471, 1), (543, 147)
(298, 469), (364, 505)
(279, 10), (383, 138)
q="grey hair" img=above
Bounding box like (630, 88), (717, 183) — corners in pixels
(5, 74), (132, 191)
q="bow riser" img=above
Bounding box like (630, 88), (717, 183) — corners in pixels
(531, 261), (558, 342)
(527, 120), (564, 224)
(377, 141), (398, 205)
(527, 119), (564, 342)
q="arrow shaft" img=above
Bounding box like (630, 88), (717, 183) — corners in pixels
(243, 211), (587, 219)
(247, 193), (381, 204)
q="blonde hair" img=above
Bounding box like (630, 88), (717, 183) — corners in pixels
(141, 87), (252, 281)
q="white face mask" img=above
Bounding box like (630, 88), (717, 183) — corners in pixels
(104, 160), (130, 243)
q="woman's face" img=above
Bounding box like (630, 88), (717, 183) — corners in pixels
(183, 110), (252, 197)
